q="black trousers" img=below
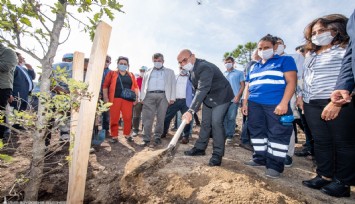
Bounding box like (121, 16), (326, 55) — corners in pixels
(304, 99), (355, 185)
(194, 102), (229, 157)
(0, 89), (12, 139)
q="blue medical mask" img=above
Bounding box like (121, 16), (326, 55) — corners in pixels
(118, 64), (128, 71)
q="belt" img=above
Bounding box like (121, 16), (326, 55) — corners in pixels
(148, 90), (165, 93)
(176, 98), (186, 100)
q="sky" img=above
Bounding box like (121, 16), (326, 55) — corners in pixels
(21, 0), (354, 79)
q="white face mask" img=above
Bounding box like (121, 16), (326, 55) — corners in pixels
(183, 62), (194, 71)
(224, 63), (233, 69)
(311, 31), (334, 46)
(275, 44), (285, 55)
(258, 48), (274, 61)
(154, 62), (163, 69)
(139, 72), (144, 77)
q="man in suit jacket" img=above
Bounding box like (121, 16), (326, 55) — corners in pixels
(11, 52), (36, 111)
(331, 9), (355, 105)
(178, 49), (234, 166)
(140, 53), (176, 146)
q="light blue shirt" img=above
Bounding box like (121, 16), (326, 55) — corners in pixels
(224, 69), (244, 101)
(147, 68), (165, 91)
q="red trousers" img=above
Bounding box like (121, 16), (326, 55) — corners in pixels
(110, 98), (133, 137)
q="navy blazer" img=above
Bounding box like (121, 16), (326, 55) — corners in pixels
(189, 58), (234, 112)
(12, 65), (35, 103)
(335, 9), (355, 91)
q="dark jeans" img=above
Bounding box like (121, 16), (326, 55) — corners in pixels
(163, 99), (191, 138)
(194, 102), (229, 157)
(304, 99), (355, 185)
(298, 108), (314, 153)
(248, 101), (292, 173)
(132, 103), (142, 133)
(102, 110), (110, 131)
(0, 88), (11, 139)
(241, 115), (251, 144)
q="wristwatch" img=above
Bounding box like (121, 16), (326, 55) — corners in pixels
(187, 109), (195, 115)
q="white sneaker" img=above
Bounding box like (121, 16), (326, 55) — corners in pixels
(226, 138), (233, 145)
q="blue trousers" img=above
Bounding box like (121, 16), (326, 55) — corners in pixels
(248, 101), (293, 173)
(223, 102), (239, 138)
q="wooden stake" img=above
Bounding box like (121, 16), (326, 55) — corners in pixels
(68, 52), (84, 194)
(67, 22), (112, 203)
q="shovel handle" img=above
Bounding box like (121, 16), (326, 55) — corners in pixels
(167, 119), (187, 149)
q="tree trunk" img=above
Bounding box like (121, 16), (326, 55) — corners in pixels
(24, 3), (66, 200)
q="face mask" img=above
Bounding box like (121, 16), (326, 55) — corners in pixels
(180, 69), (188, 75)
(275, 44), (285, 55)
(118, 64), (128, 71)
(139, 72), (144, 77)
(311, 31), (334, 46)
(224, 63), (233, 69)
(182, 62), (194, 71)
(154, 62), (163, 69)
(258, 48), (274, 61)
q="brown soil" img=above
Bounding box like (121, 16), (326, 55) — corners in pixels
(1, 115), (355, 203)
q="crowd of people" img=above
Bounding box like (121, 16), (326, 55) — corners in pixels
(0, 10), (354, 199)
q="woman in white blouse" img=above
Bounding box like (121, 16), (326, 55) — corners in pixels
(298, 14), (355, 198)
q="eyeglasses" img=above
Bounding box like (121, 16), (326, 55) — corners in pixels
(178, 54), (192, 65)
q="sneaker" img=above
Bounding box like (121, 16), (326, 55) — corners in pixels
(226, 138), (233, 145)
(126, 136), (134, 142)
(154, 138), (162, 145)
(89, 147), (96, 153)
(109, 137), (118, 143)
(284, 155), (293, 167)
(60, 133), (70, 142)
(244, 160), (265, 167)
(295, 148), (312, 157)
(139, 141), (149, 147)
(265, 168), (280, 179)
(131, 132), (139, 137)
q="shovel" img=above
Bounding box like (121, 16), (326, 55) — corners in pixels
(121, 119), (188, 179)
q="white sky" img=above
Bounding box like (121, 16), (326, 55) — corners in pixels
(21, 0), (354, 79)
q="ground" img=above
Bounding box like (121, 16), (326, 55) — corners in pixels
(1, 114), (355, 203)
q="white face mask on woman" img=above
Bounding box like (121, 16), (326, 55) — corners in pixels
(258, 48), (274, 61)
(311, 31), (334, 46)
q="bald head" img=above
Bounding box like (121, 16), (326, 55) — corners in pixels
(177, 49), (195, 67)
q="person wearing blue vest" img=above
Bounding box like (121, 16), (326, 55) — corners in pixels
(242, 34), (297, 179)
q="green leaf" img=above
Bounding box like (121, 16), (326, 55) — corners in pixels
(100, 0), (107, 5)
(0, 154), (13, 162)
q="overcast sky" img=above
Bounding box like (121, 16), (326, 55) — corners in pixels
(23, 0), (354, 78)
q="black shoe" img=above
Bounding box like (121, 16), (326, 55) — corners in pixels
(302, 175), (332, 189)
(126, 136), (134, 142)
(139, 141), (149, 147)
(208, 155), (222, 166)
(295, 148), (312, 157)
(181, 137), (189, 144)
(161, 133), (167, 138)
(154, 138), (162, 145)
(321, 180), (350, 198)
(184, 147), (206, 156)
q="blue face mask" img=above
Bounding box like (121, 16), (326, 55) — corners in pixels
(118, 64), (128, 71)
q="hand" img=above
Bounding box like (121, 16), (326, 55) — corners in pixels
(8, 95), (14, 103)
(169, 100), (174, 105)
(25, 63), (33, 70)
(241, 103), (248, 116)
(182, 111), (193, 123)
(233, 96), (240, 104)
(274, 103), (288, 115)
(103, 97), (109, 103)
(321, 102), (341, 120)
(330, 90), (351, 106)
(296, 96), (304, 113)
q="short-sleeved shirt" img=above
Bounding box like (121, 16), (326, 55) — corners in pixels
(246, 55), (297, 105)
(224, 69), (245, 101)
(114, 72), (132, 98)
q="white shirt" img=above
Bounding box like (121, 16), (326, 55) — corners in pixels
(175, 75), (188, 99)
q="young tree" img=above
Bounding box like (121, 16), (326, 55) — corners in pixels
(224, 42), (257, 66)
(0, 0), (122, 200)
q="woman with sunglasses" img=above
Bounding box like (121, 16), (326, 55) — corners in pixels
(102, 56), (139, 143)
(298, 14), (355, 198)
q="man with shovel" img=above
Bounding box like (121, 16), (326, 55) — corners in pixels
(178, 49), (234, 166)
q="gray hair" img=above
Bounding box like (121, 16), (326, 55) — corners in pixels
(152, 53), (164, 61)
